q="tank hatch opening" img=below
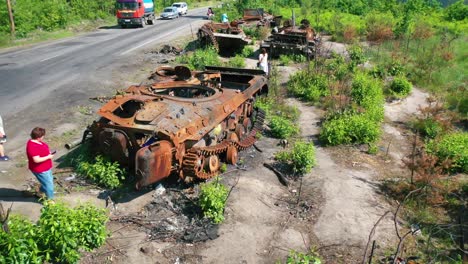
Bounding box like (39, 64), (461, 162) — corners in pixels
(113, 100), (143, 118)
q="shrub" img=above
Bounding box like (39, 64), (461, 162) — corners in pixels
(426, 132), (468, 173)
(413, 118), (443, 139)
(0, 215), (43, 264)
(444, 0), (468, 21)
(199, 179), (229, 224)
(389, 76), (412, 98)
(285, 249), (322, 264)
(269, 116), (300, 139)
(288, 71), (329, 102)
(0, 202), (108, 264)
(276, 141), (316, 174)
(348, 45), (366, 66)
(176, 47), (221, 70)
(320, 113), (381, 145)
(37, 201), (108, 263)
(241, 46), (254, 57)
(387, 59), (405, 76)
(350, 72), (385, 122)
(279, 54), (292, 66)
(76, 155), (125, 189)
(226, 55), (245, 68)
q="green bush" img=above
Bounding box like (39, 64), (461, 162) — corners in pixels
(413, 118), (443, 139)
(288, 71), (329, 102)
(199, 179), (229, 224)
(279, 54), (292, 66)
(38, 202), (108, 263)
(320, 113), (381, 145)
(76, 155), (125, 189)
(387, 60), (406, 76)
(348, 45), (366, 66)
(292, 54), (307, 63)
(0, 202), (108, 264)
(276, 141), (316, 174)
(389, 76), (412, 98)
(241, 46), (254, 57)
(0, 215), (43, 264)
(426, 132), (468, 173)
(226, 55), (245, 68)
(285, 249), (322, 264)
(176, 47), (221, 70)
(269, 116), (300, 139)
(350, 72), (385, 122)
(444, 0), (468, 21)
(325, 54), (349, 80)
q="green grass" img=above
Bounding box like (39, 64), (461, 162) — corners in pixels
(0, 16), (114, 49)
(367, 35), (468, 116)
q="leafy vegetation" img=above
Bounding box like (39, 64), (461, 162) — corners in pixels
(283, 249), (322, 264)
(426, 132), (468, 173)
(288, 69), (329, 103)
(269, 116), (300, 139)
(76, 155), (126, 189)
(389, 75), (413, 98)
(0, 201), (108, 264)
(198, 178), (229, 224)
(176, 46), (221, 70)
(226, 54), (246, 68)
(275, 141), (316, 174)
(240, 46), (254, 58)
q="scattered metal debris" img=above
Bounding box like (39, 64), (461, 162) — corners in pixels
(114, 188), (219, 243)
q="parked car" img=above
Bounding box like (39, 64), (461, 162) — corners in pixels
(160, 6), (179, 19)
(172, 2), (188, 15)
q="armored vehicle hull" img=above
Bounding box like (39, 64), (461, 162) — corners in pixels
(87, 66), (268, 189)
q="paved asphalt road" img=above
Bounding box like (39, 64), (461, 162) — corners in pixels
(0, 7), (208, 153)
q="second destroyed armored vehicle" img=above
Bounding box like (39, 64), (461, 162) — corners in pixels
(86, 66), (268, 189)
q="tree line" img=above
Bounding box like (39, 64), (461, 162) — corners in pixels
(0, 0), (204, 37)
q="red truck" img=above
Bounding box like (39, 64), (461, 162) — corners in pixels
(116, 0), (155, 28)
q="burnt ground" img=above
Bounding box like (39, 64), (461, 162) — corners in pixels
(0, 35), (436, 264)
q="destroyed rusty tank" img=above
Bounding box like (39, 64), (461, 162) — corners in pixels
(86, 66), (268, 189)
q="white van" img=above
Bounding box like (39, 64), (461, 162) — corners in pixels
(172, 2), (188, 15)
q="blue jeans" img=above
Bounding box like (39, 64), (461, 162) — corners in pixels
(33, 169), (55, 199)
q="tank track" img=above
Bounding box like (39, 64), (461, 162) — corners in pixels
(182, 108), (265, 180)
(198, 25), (219, 52)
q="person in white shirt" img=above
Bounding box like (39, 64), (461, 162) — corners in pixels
(0, 114), (9, 161)
(258, 48), (269, 75)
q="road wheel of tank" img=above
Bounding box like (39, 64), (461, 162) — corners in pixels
(243, 118), (253, 132)
(227, 131), (239, 143)
(226, 145), (238, 165)
(204, 155), (220, 173)
(235, 123), (246, 139)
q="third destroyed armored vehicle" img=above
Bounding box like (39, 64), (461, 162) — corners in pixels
(86, 66), (268, 189)
(261, 19), (318, 59)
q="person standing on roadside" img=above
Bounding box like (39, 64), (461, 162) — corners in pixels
(258, 48), (269, 75)
(0, 114), (9, 161)
(26, 127), (55, 199)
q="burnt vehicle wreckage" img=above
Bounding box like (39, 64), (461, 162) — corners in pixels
(261, 19), (319, 59)
(82, 66), (268, 189)
(197, 8), (281, 54)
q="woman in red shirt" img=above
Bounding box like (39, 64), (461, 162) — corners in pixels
(26, 127), (55, 199)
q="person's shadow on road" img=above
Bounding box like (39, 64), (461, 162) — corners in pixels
(0, 188), (41, 203)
